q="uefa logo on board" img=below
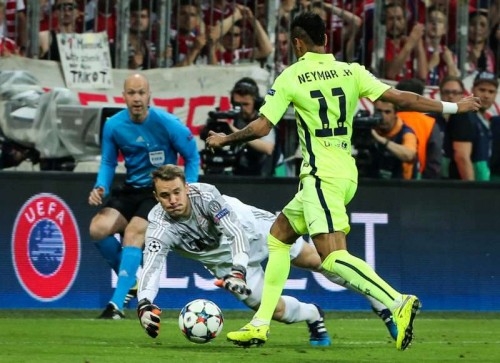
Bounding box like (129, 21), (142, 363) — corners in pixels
(12, 193), (81, 302)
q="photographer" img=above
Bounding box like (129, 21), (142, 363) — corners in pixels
(201, 77), (278, 176)
(370, 100), (419, 179)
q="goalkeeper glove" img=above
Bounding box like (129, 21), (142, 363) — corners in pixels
(214, 265), (251, 297)
(137, 298), (162, 338)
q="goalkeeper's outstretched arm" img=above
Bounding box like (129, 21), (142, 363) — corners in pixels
(137, 299), (162, 338)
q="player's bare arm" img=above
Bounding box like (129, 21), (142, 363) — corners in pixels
(206, 116), (273, 148)
(379, 88), (481, 113)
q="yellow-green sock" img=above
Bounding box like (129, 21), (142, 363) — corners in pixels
(253, 234), (291, 324)
(321, 250), (401, 309)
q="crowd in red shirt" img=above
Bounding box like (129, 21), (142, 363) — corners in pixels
(1, 0), (499, 84)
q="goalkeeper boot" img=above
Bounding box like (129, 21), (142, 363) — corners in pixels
(394, 295), (421, 350)
(227, 321), (269, 347)
(124, 281), (138, 306)
(98, 302), (125, 320)
(372, 307), (398, 341)
(307, 304), (331, 346)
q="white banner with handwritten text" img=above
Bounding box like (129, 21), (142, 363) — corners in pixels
(57, 32), (113, 89)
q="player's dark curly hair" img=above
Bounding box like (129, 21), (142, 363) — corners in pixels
(290, 12), (326, 47)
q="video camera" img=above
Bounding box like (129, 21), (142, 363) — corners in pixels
(199, 106), (242, 175)
(207, 108), (241, 121)
(351, 109), (382, 178)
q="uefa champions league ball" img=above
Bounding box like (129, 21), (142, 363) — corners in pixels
(178, 299), (224, 344)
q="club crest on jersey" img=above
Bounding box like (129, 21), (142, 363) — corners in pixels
(208, 200), (222, 213)
(12, 193), (80, 302)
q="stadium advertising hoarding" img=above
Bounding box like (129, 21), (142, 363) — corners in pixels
(0, 172), (498, 311)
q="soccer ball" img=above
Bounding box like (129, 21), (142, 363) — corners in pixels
(178, 299), (224, 344)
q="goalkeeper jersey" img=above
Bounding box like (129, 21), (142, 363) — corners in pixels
(139, 182), (276, 302)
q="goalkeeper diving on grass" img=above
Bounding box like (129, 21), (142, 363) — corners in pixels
(136, 164), (397, 344)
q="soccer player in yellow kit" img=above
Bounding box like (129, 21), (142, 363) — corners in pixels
(206, 12), (481, 350)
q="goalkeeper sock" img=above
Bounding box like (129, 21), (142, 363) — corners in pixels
(110, 246), (142, 310)
(252, 234), (291, 325)
(321, 250), (401, 309)
(280, 295), (319, 324)
(94, 236), (122, 273)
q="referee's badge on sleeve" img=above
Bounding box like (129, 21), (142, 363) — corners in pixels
(214, 208), (229, 223)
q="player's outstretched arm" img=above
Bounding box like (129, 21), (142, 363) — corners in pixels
(455, 96), (483, 113)
(379, 88), (481, 114)
(206, 116), (273, 149)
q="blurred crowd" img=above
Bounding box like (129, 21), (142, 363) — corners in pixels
(1, 0), (500, 182)
(0, 0), (498, 80)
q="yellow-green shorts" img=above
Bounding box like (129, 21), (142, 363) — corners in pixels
(282, 176), (357, 237)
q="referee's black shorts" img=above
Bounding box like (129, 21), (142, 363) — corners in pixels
(104, 184), (156, 221)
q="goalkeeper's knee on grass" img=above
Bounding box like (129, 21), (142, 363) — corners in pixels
(137, 299), (162, 338)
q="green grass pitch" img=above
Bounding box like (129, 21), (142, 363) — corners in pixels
(0, 310), (499, 363)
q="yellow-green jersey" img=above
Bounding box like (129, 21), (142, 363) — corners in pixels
(260, 52), (391, 181)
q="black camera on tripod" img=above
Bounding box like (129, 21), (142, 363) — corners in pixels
(199, 107), (242, 175)
(351, 109), (382, 178)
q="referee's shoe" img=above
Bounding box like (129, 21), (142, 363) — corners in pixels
(98, 302), (125, 320)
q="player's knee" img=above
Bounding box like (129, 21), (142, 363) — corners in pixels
(270, 213), (299, 244)
(89, 218), (113, 240)
(89, 226), (109, 241)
